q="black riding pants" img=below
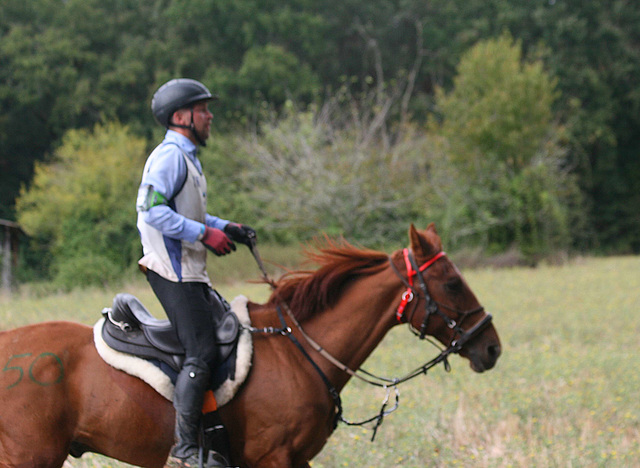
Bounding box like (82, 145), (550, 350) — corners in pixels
(147, 270), (221, 371)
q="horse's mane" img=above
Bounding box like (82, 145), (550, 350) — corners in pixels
(267, 236), (390, 322)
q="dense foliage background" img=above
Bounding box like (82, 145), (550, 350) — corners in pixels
(1, 0), (639, 286)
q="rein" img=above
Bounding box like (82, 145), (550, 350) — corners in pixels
(247, 242), (492, 440)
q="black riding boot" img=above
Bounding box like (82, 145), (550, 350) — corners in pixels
(201, 410), (232, 466)
(168, 358), (211, 466)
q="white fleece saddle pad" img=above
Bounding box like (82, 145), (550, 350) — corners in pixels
(94, 295), (253, 407)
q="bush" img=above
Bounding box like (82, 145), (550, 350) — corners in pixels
(222, 96), (433, 248)
(16, 122), (146, 289)
(52, 253), (122, 290)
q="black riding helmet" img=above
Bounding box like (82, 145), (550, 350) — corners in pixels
(151, 79), (217, 145)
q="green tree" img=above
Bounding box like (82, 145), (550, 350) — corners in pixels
(434, 33), (557, 173)
(15, 122), (147, 288)
(429, 33), (584, 260)
(2, 0), (639, 257)
(0, 0), (164, 218)
(204, 44), (321, 125)
(486, 0), (640, 251)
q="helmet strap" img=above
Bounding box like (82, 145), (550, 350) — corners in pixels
(168, 108), (207, 146)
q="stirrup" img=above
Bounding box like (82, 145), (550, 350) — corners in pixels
(201, 447), (231, 467)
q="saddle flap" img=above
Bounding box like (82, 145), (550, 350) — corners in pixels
(216, 312), (239, 345)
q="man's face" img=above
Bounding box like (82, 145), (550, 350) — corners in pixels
(190, 101), (213, 142)
(173, 101), (213, 143)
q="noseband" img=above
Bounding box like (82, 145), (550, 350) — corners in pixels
(392, 249), (492, 351)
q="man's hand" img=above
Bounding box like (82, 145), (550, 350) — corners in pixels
(224, 223), (257, 247)
(201, 226), (236, 256)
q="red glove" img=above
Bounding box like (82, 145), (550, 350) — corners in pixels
(201, 226), (236, 256)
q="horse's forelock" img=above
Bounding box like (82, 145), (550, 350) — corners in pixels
(268, 238), (388, 322)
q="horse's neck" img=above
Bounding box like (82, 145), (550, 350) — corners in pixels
(299, 266), (402, 390)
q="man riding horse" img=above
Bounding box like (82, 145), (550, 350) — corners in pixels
(137, 78), (255, 467)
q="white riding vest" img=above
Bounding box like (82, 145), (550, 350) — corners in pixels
(138, 150), (210, 284)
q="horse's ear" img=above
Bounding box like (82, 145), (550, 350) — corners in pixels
(409, 224), (428, 257)
(409, 223), (441, 258)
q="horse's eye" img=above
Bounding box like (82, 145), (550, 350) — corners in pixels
(444, 278), (463, 293)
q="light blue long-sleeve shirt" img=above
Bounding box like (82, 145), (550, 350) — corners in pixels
(138, 130), (228, 243)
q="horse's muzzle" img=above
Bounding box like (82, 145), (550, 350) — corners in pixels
(456, 314), (501, 373)
(467, 340), (501, 373)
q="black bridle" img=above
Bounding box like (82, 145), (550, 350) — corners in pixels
(391, 248), (492, 351)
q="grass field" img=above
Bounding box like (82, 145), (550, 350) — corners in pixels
(1, 255), (638, 467)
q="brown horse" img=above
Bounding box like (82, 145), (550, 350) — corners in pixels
(0, 224), (501, 468)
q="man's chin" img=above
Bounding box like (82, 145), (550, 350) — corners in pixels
(195, 130), (210, 145)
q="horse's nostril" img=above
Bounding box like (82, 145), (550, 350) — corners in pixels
(488, 344), (501, 359)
